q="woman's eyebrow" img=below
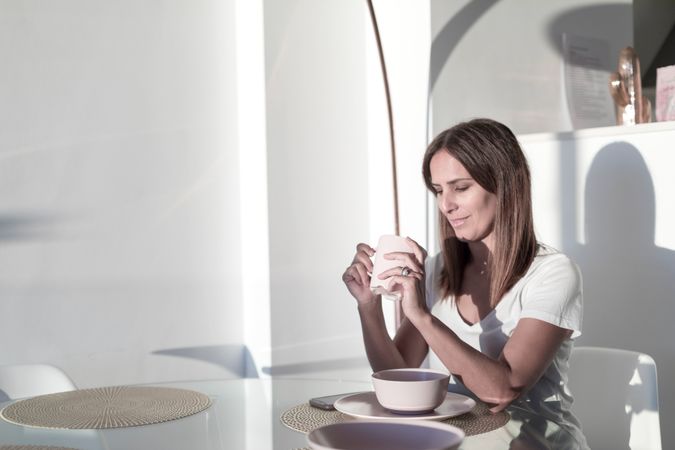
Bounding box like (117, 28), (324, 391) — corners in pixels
(431, 177), (472, 186)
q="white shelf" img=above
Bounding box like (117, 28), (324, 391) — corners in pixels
(518, 121), (675, 143)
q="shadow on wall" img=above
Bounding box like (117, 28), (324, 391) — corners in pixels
(152, 346), (373, 379)
(562, 142), (675, 443)
(260, 357), (369, 377)
(545, 3), (632, 58)
(152, 345), (258, 378)
(428, 0), (499, 92)
(0, 212), (62, 240)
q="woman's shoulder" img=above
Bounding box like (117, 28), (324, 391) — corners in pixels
(528, 242), (582, 283)
(536, 242), (563, 257)
(535, 243), (575, 264)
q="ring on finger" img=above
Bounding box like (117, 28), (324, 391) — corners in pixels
(401, 267), (411, 277)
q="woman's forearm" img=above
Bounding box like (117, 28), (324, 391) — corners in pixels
(408, 311), (520, 410)
(357, 299), (409, 372)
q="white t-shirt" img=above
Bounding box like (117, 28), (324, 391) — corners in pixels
(425, 244), (587, 448)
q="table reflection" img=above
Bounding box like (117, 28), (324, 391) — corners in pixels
(0, 378), (583, 450)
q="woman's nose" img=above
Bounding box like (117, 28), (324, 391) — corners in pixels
(440, 191), (457, 213)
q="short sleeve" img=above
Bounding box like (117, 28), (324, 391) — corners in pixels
(520, 254), (583, 339)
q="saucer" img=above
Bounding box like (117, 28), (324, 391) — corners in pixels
(334, 391), (475, 421)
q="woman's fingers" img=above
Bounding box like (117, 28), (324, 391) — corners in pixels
(405, 236), (427, 264)
(388, 274), (428, 316)
(356, 242), (375, 257)
(378, 266), (424, 281)
(353, 243), (375, 272)
(386, 274), (424, 294)
(342, 265), (355, 282)
(382, 252), (424, 274)
(354, 263), (371, 286)
(343, 261), (379, 305)
(343, 262), (372, 286)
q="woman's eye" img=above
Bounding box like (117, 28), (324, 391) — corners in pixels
(434, 190), (442, 196)
(455, 185), (469, 192)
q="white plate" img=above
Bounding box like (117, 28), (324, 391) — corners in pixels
(307, 420), (464, 450)
(334, 391), (475, 421)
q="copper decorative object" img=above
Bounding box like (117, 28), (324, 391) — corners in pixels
(609, 47), (651, 125)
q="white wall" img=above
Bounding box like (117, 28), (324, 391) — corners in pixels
(262, 0), (372, 378)
(0, 0), (245, 387)
(521, 122), (675, 450)
(259, 0), (431, 379)
(0, 0), (431, 388)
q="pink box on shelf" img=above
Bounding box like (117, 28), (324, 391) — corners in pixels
(656, 65), (675, 122)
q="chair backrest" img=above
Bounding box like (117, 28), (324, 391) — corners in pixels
(0, 364), (76, 401)
(567, 346), (661, 450)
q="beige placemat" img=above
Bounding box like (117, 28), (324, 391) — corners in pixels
(280, 400), (509, 437)
(0, 386), (211, 430)
(445, 401), (509, 435)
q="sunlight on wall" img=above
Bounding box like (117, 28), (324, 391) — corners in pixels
(644, 146), (675, 252)
(575, 140), (594, 246)
(366, 1), (431, 336)
(235, 0), (271, 376)
(627, 354), (662, 450)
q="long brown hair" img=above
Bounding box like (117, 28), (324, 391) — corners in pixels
(422, 118), (538, 307)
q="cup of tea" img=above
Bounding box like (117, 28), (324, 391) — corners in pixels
(369, 235), (412, 301)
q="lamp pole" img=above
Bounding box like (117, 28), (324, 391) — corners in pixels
(365, 0), (403, 330)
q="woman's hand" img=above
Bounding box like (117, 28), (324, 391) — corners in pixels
(377, 237), (429, 318)
(342, 243), (379, 305)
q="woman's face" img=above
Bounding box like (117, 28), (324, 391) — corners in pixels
(429, 150), (498, 245)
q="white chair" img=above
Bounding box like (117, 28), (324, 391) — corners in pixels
(0, 363), (76, 401)
(567, 346), (661, 450)
(0, 365), (108, 449)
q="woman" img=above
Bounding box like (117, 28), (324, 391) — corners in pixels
(342, 118), (586, 447)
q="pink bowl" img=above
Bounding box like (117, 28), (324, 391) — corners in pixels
(372, 368), (450, 413)
(308, 420), (464, 450)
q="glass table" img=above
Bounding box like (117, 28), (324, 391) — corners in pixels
(0, 378), (582, 449)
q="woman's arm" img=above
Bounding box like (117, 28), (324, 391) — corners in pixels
(343, 241), (429, 372)
(408, 311), (570, 412)
(385, 244), (578, 412)
(357, 300), (428, 371)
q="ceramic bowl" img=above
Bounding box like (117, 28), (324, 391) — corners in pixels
(307, 420), (464, 450)
(372, 368), (450, 413)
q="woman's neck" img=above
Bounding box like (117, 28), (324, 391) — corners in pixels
(466, 234), (494, 270)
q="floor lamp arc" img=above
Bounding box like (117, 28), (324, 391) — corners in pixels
(365, 0), (403, 329)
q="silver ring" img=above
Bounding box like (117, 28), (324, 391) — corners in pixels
(401, 267), (411, 277)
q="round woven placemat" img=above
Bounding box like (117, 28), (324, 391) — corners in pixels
(0, 386), (211, 430)
(445, 401), (509, 434)
(0, 447), (79, 450)
(280, 401), (508, 437)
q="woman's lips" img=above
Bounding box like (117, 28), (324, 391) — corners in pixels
(449, 216), (468, 228)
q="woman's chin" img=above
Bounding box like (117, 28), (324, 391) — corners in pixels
(454, 233), (483, 244)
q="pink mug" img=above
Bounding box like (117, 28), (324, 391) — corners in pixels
(370, 235), (413, 300)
